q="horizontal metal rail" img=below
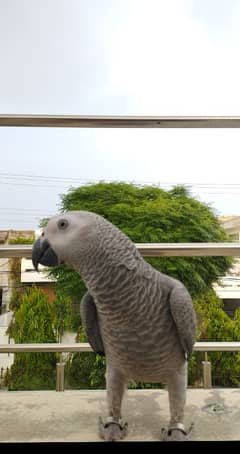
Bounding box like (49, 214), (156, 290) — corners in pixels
(1, 115), (240, 128)
(193, 342), (240, 352)
(0, 343), (92, 353)
(1, 243), (240, 259)
(0, 341), (240, 353)
(136, 243), (240, 257)
(0, 342), (237, 390)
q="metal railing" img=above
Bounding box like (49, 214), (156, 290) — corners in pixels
(1, 113), (240, 392)
(1, 243), (240, 258)
(1, 114), (240, 128)
(0, 342), (239, 391)
(1, 243), (240, 390)
(1, 341), (240, 354)
(1, 114), (240, 392)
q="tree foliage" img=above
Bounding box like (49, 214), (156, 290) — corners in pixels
(50, 292), (72, 342)
(65, 326), (106, 389)
(7, 233), (79, 390)
(56, 182), (232, 298)
(7, 287), (57, 390)
(47, 183), (233, 304)
(188, 290), (240, 387)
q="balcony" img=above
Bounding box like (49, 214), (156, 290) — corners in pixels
(1, 115), (240, 445)
(0, 388), (239, 442)
(1, 235), (240, 442)
(0, 341), (239, 442)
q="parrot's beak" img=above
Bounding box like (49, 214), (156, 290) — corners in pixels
(32, 238), (59, 270)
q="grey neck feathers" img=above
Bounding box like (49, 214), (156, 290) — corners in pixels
(69, 218), (151, 308)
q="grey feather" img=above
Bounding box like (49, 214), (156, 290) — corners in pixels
(169, 284), (196, 358)
(80, 292), (105, 356)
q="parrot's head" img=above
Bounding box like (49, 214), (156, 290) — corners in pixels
(32, 210), (98, 271)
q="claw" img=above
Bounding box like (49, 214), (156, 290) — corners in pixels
(161, 422), (194, 441)
(98, 416), (128, 441)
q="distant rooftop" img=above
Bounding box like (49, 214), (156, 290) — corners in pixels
(219, 216), (240, 233)
(220, 215), (240, 221)
(0, 229), (36, 245)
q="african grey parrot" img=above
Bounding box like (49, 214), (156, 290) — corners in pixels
(32, 210), (197, 441)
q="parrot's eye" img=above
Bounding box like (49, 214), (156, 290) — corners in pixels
(58, 219), (69, 230)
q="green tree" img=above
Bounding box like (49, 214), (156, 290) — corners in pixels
(6, 233), (77, 389)
(51, 292), (72, 342)
(7, 287), (57, 390)
(65, 326), (106, 389)
(49, 183), (232, 300)
(56, 182), (232, 298)
(47, 182), (232, 389)
(188, 290), (240, 387)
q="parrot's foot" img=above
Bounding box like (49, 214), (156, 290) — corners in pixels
(98, 416), (128, 441)
(161, 422), (194, 441)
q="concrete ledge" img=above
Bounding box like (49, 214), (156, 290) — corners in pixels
(0, 389), (239, 442)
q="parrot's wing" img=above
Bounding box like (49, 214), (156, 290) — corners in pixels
(80, 292), (105, 356)
(169, 285), (197, 358)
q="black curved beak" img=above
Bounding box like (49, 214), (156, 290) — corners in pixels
(32, 238), (59, 271)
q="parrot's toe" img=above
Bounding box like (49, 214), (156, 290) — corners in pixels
(98, 416), (128, 441)
(161, 422), (194, 441)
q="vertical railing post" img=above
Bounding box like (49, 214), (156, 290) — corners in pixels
(56, 354), (65, 392)
(202, 352), (212, 388)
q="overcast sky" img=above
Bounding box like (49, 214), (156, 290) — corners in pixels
(1, 0), (240, 230)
